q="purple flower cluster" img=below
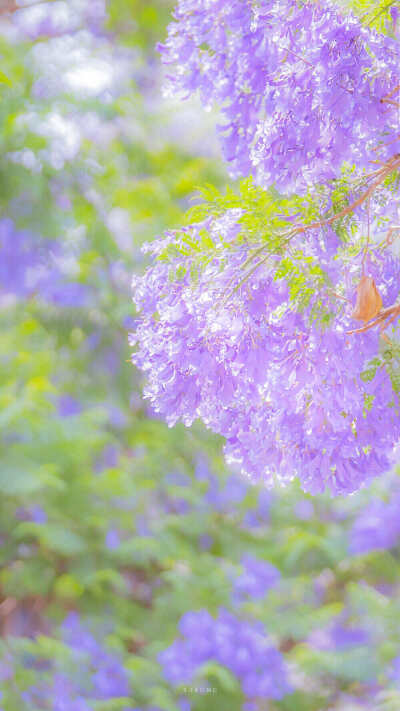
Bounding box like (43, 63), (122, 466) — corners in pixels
(389, 655), (400, 685)
(0, 218), (49, 301)
(62, 612), (131, 699)
(131, 205), (400, 494)
(308, 619), (369, 652)
(232, 554), (280, 603)
(0, 218), (89, 307)
(159, 0), (400, 192)
(159, 608), (291, 701)
(349, 492), (400, 553)
(15, 505), (47, 525)
(194, 456), (248, 513)
(13, 0), (106, 40)
(22, 613), (131, 709)
(242, 488), (272, 529)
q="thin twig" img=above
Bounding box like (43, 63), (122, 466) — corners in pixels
(346, 303), (400, 335)
(279, 44), (314, 69)
(382, 84), (400, 102)
(372, 133), (400, 155)
(296, 156), (400, 234)
(364, 0), (398, 27)
(362, 196), (370, 276)
(326, 289), (351, 304)
(381, 98), (400, 108)
(381, 310), (400, 331)
(221, 157), (400, 306)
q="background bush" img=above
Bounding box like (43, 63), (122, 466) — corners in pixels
(1, 1), (400, 710)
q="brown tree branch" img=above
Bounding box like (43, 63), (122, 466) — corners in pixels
(346, 303), (400, 335)
(295, 156), (400, 235)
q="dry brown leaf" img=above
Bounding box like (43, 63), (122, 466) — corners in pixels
(351, 275), (383, 323)
(0, 1), (17, 15)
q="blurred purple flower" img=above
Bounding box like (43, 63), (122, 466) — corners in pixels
(159, 608), (291, 701)
(242, 489), (272, 530)
(198, 534), (213, 551)
(12, 0), (106, 40)
(294, 500), (314, 521)
(308, 620), (369, 652)
(123, 315), (137, 330)
(0, 660), (13, 682)
(57, 395), (82, 417)
(232, 555), (280, 603)
(108, 406), (128, 429)
(135, 515), (152, 537)
(0, 217), (90, 308)
(95, 445), (119, 473)
(61, 613), (130, 699)
(390, 655), (400, 685)
(105, 529), (121, 550)
(349, 493), (400, 554)
(41, 282), (90, 308)
(15, 505), (47, 524)
(194, 458), (247, 513)
(165, 472), (190, 487)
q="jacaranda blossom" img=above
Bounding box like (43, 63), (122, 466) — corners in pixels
(131, 206), (400, 494)
(159, 608), (291, 700)
(132, 0), (400, 495)
(159, 0), (400, 192)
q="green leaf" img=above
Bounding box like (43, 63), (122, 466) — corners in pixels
(199, 662), (241, 694)
(0, 70), (12, 87)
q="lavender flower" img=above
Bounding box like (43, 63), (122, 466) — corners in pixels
(132, 208), (400, 494)
(242, 489), (272, 529)
(105, 528), (121, 550)
(194, 458), (248, 513)
(308, 620), (369, 652)
(15, 505), (47, 525)
(0, 218), (90, 308)
(159, 0), (400, 192)
(349, 492), (400, 553)
(23, 613), (131, 708)
(159, 608), (291, 701)
(13, 0), (106, 40)
(389, 655), (400, 685)
(57, 395), (83, 418)
(232, 555), (280, 603)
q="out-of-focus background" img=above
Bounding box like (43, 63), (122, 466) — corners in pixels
(1, 1), (400, 709)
